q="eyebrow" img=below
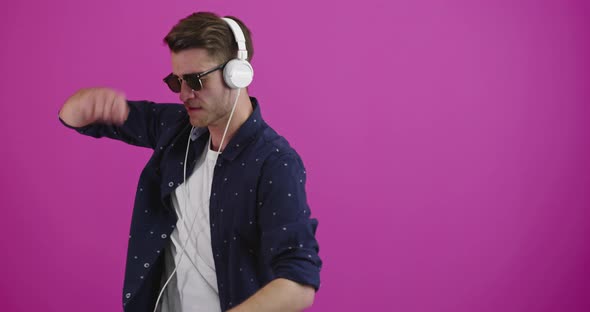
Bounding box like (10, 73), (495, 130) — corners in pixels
(172, 62), (227, 78)
(173, 70), (207, 77)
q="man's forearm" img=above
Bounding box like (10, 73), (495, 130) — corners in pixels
(228, 278), (315, 312)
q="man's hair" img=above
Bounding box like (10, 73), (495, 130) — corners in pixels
(164, 12), (254, 64)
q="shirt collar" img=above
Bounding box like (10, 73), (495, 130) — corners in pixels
(191, 96), (264, 161)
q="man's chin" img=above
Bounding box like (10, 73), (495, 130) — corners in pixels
(189, 117), (208, 128)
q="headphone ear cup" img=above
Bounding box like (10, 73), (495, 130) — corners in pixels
(223, 59), (254, 89)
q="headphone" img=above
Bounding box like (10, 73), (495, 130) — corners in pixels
(221, 17), (254, 89)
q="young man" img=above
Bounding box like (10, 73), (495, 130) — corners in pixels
(58, 12), (321, 312)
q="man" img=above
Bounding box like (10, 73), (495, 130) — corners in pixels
(58, 12), (321, 312)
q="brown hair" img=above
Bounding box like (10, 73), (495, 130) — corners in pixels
(164, 12), (254, 64)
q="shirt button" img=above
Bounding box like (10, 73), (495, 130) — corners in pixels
(125, 293), (131, 299)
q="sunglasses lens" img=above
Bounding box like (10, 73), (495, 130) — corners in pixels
(184, 75), (202, 91)
(164, 75), (181, 93)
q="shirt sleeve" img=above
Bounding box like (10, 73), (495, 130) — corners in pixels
(58, 100), (185, 150)
(257, 152), (322, 291)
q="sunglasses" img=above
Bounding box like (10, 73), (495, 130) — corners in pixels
(163, 62), (226, 93)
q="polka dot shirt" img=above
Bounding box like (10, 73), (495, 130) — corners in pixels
(59, 97), (322, 312)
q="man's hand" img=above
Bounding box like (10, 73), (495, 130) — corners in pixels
(59, 87), (129, 128)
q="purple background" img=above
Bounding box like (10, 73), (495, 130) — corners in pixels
(1, 0), (589, 311)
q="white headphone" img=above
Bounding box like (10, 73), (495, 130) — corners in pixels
(221, 17), (254, 89)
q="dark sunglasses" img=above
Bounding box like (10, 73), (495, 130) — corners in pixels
(163, 62), (226, 93)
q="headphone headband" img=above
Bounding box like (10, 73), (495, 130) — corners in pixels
(222, 17), (248, 61)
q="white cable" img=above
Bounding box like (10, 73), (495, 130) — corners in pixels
(153, 88), (241, 312)
(152, 130), (193, 312)
(218, 88), (241, 154)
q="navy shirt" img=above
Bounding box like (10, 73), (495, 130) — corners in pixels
(59, 97), (321, 311)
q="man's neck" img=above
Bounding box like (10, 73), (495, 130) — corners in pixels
(208, 92), (253, 152)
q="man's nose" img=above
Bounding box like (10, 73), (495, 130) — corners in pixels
(179, 81), (195, 103)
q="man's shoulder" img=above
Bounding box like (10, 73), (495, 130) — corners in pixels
(253, 123), (305, 169)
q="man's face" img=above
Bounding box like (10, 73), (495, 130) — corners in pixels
(171, 48), (233, 128)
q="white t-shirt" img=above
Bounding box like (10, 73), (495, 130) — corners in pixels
(160, 138), (221, 312)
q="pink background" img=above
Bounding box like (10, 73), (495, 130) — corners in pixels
(1, 0), (589, 311)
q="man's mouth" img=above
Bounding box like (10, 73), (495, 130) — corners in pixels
(186, 106), (203, 111)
